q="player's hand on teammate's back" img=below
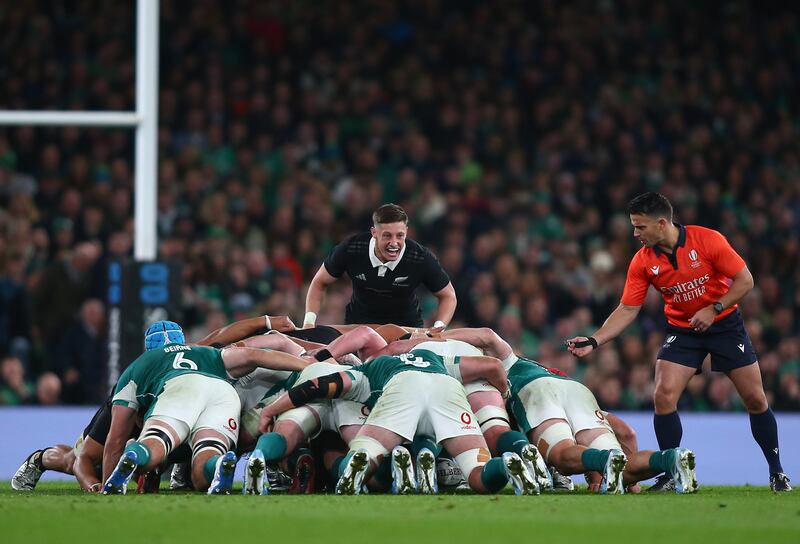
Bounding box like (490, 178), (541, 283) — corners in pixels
(688, 305), (716, 332)
(566, 336), (595, 357)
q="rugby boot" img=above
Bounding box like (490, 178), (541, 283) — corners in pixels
(503, 452), (540, 495)
(416, 448), (438, 494)
(103, 451), (138, 495)
(770, 472), (792, 492)
(335, 449), (369, 495)
(11, 450), (45, 491)
(207, 451), (237, 495)
(243, 450), (267, 495)
(601, 449), (626, 495)
(519, 444), (553, 490)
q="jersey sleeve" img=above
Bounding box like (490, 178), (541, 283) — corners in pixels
(703, 229), (746, 278)
(322, 236), (352, 278)
(342, 370), (371, 403)
(619, 252), (650, 306)
(111, 368), (140, 411)
(421, 248), (450, 292)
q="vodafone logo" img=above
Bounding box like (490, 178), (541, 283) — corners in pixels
(460, 412), (472, 425)
(227, 418), (238, 431)
(360, 405), (371, 417)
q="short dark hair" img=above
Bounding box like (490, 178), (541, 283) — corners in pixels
(373, 203), (408, 226)
(627, 192), (673, 221)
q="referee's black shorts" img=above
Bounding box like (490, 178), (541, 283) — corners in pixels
(656, 310), (757, 373)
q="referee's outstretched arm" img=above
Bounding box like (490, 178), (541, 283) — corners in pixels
(430, 281), (457, 328)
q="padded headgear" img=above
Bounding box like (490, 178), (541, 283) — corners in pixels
(144, 320), (185, 350)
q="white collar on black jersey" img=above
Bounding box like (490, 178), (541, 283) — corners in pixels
(369, 237), (406, 276)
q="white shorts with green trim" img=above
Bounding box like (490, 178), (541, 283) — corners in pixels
(149, 373), (241, 445)
(365, 372), (481, 442)
(510, 377), (612, 435)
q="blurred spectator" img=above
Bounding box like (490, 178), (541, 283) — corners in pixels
(57, 298), (108, 404)
(35, 372), (61, 406)
(0, 356), (34, 405)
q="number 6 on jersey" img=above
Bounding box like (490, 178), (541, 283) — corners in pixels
(172, 351), (198, 370)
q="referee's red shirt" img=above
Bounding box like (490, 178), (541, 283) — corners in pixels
(620, 224), (746, 328)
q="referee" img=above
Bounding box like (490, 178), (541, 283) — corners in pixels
(567, 192), (791, 492)
(303, 203), (456, 328)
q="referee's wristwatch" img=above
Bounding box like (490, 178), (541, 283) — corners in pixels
(712, 301), (724, 314)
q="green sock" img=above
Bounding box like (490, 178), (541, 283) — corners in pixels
(480, 457), (509, 493)
(124, 442), (151, 467)
(411, 435), (442, 457)
(373, 456), (393, 489)
(333, 452), (352, 480)
(496, 430), (529, 456)
(580, 448), (610, 472)
(203, 455), (220, 483)
(255, 433), (288, 461)
(649, 450), (675, 474)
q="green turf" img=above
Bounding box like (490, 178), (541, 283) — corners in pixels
(1, 483), (798, 544)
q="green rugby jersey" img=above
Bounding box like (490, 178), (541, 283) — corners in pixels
(113, 344), (228, 416)
(507, 357), (571, 396)
(345, 349), (449, 408)
(507, 357), (572, 432)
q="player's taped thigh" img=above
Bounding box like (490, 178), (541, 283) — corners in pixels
(587, 431), (622, 451)
(191, 435), (230, 463)
(474, 405), (510, 432)
(141, 416), (189, 456)
(536, 421), (575, 462)
(348, 435), (389, 461)
(276, 405), (321, 438)
(454, 447), (492, 477)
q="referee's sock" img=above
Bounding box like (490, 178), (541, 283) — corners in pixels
(654, 411), (682, 450)
(749, 408), (783, 474)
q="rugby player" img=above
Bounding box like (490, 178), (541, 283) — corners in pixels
(102, 321), (311, 495)
(259, 349), (540, 496)
(568, 192), (790, 492)
(304, 203), (456, 328)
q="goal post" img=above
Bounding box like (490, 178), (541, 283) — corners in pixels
(0, 1), (173, 387)
(0, 0), (160, 262)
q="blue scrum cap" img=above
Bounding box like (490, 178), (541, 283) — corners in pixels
(144, 320), (186, 350)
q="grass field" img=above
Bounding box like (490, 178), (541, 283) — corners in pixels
(1, 483), (798, 544)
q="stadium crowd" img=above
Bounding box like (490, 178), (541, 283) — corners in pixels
(0, 0), (799, 411)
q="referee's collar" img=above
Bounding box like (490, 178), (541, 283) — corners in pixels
(653, 223), (686, 257)
(369, 237), (406, 271)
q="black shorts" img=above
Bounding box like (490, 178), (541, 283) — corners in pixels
(285, 325), (342, 344)
(656, 310), (757, 373)
(83, 399), (113, 445)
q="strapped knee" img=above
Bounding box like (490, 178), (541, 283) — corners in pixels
(140, 425), (176, 456)
(191, 436), (229, 462)
(454, 447), (491, 478)
(474, 405), (510, 432)
(348, 436), (389, 461)
(587, 431), (622, 451)
(537, 422), (574, 462)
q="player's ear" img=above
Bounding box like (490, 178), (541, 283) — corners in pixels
(370, 226), (376, 238)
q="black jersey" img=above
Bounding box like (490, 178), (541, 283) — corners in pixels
(323, 233), (450, 327)
(82, 394), (141, 445)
